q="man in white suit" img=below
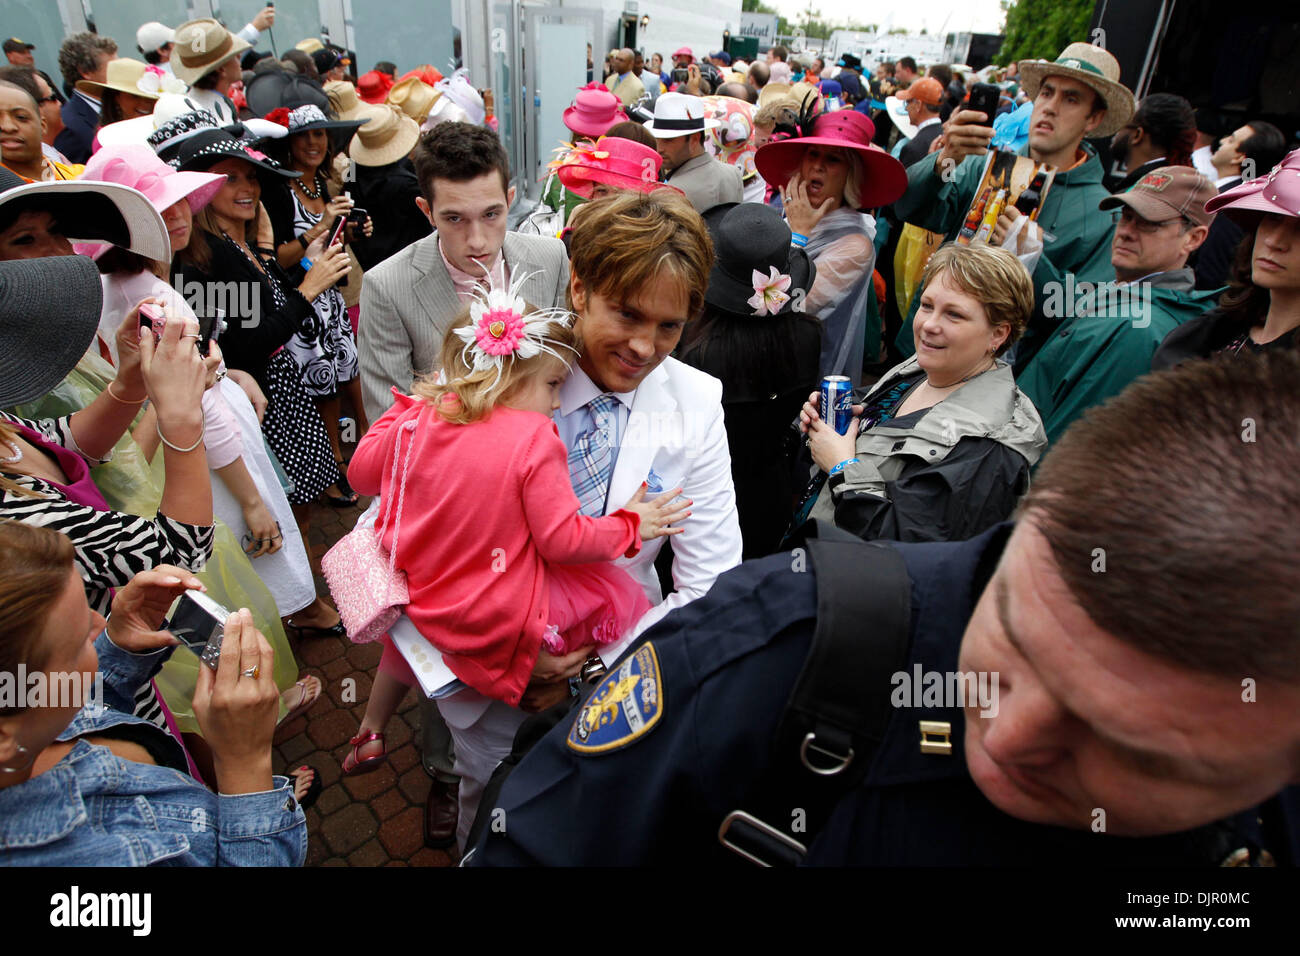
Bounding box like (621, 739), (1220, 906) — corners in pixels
(358, 122), (569, 423)
(534, 188), (744, 702)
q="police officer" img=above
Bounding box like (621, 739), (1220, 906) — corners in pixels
(468, 352), (1300, 866)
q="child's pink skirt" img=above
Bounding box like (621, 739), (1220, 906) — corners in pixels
(378, 562), (651, 684)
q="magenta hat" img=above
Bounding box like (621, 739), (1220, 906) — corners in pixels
(74, 144), (226, 259)
(554, 136), (680, 198)
(1205, 148), (1300, 225)
(672, 46), (693, 60)
(754, 110), (907, 211)
(562, 88), (627, 139)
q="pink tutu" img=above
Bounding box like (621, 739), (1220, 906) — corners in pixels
(542, 562), (651, 654)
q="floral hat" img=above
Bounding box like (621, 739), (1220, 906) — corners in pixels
(701, 94), (758, 179)
(264, 103), (367, 136)
(451, 271), (577, 387)
(702, 203), (816, 319)
(553, 137), (678, 198)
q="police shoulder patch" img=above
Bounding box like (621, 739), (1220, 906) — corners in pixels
(567, 642), (664, 755)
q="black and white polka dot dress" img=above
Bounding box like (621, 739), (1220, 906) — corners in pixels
(261, 349), (340, 505)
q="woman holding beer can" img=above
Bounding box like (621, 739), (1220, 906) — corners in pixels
(793, 243), (1046, 542)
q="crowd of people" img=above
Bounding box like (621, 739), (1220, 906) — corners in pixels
(0, 14), (1297, 869)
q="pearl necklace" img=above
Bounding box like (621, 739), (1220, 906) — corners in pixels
(0, 438), (23, 465)
(294, 172), (322, 200)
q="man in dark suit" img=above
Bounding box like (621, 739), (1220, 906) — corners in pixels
(1194, 120), (1287, 289)
(54, 32), (115, 163)
(897, 77), (945, 168)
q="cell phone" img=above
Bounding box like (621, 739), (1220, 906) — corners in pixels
(346, 206), (368, 225)
(967, 83), (1000, 127)
(196, 308), (225, 358)
(138, 302), (165, 336)
(672, 68), (689, 84)
(327, 214), (347, 248)
(169, 591), (234, 671)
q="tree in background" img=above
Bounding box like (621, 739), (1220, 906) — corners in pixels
(999, 0), (1096, 64)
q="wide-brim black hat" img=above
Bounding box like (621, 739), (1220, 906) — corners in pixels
(703, 203), (816, 319)
(170, 128), (302, 179)
(0, 256), (104, 407)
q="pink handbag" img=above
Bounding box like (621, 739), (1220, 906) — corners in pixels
(322, 413), (420, 643)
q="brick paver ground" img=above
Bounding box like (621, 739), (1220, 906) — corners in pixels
(271, 486), (456, 867)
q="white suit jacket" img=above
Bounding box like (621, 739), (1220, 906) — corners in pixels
(559, 356), (743, 663)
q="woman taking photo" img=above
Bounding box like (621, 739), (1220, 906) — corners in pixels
(83, 143), (340, 669)
(261, 104), (371, 497)
(755, 107), (906, 385)
(798, 242), (1047, 542)
(170, 125), (357, 636)
(1155, 149), (1300, 365)
(0, 523), (309, 865)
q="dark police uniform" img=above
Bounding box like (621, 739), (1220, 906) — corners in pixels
(469, 525), (1300, 866)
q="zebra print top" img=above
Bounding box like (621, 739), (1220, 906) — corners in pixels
(0, 411), (215, 614)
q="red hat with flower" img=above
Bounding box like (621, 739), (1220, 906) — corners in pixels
(554, 136), (680, 199)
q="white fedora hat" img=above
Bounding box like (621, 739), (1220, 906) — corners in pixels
(643, 91), (721, 139)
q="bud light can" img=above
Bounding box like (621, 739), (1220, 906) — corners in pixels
(821, 375), (853, 435)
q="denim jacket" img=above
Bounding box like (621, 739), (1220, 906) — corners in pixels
(0, 631), (307, 866)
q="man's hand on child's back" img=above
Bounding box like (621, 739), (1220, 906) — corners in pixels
(622, 483), (692, 540)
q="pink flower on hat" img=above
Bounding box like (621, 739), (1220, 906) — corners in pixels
(748, 266), (792, 316)
(474, 305), (526, 357)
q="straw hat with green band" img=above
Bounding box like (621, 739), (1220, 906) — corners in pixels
(1017, 42), (1136, 139)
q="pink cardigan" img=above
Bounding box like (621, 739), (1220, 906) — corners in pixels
(349, 390), (641, 704)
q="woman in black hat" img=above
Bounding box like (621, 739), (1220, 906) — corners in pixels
(260, 104), (372, 494)
(0, 256), (213, 620)
(677, 203), (821, 558)
(170, 129), (361, 623)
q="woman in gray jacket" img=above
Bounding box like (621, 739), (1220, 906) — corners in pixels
(799, 242), (1047, 542)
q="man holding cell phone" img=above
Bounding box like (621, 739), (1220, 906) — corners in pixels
(893, 42), (1137, 372)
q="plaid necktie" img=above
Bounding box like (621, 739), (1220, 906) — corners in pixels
(568, 394), (617, 516)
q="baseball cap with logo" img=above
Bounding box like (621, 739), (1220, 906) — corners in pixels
(3, 38), (34, 54)
(897, 77), (944, 107)
(1098, 165), (1218, 226)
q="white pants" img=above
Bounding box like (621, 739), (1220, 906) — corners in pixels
(435, 688), (528, 851)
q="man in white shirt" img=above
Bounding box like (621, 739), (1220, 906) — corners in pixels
(534, 188), (742, 705)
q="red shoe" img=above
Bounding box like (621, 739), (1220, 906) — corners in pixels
(342, 730), (386, 775)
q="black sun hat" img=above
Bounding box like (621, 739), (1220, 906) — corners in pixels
(0, 256), (104, 407)
(703, 203), (816, 319)
(170, 127), (302, 179)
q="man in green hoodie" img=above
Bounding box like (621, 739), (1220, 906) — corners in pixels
(893, 42), (1136, 371)
(1017, 166), (1223, 445)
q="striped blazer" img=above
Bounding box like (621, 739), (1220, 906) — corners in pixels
(357, 231), (570, 422)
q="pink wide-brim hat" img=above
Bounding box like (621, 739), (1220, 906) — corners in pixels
(1204, 148), (1300, 225)
(555, 136), (681, 198)
(562, 88), (627, 139)
(754, 110), (907, 211)
(73, 143), (226, 259)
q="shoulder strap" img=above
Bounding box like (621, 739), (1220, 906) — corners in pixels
(718, 521), (912, 866)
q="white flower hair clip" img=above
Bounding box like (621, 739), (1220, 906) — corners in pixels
(748, 266), (792, 316)
(451, 270), (576, 386)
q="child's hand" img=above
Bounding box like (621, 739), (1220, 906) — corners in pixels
(622, 483), (691, 540)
